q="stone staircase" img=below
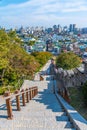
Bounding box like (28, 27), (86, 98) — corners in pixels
(0, 60), (87, 130)
(10, 75), (75, 130)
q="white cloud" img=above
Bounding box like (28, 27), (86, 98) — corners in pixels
(0, 0), (87, 28)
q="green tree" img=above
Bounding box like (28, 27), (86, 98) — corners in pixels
(56, 52), (81, 70)
(0, 29), (10, 85)
(8, 30), (22, 44)
(31, 52), (52, 67)
(0, 29), (10, 43)
(7, 44), (40, 80)
(0, 29), (40, 88)
(28, 40), (36, 46)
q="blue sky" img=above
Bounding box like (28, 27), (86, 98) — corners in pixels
(0, 0), (87, 29)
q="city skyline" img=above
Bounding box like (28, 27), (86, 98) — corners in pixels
(0, 0), (87, 29)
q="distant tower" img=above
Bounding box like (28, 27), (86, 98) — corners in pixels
(73, 24), (76, 32)
(58, 24), (62, 33)
(69, 24), (76, 32)
(69, 24), (73, 32)
(53, 25), (57, 30)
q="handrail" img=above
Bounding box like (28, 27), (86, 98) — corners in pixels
(4, 87), (37, 100)
(4, 86), (38, 119)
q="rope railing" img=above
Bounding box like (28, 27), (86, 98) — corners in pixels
(4, 86), (38, 120)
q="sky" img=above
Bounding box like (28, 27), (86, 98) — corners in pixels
(0, 0), (87, 29)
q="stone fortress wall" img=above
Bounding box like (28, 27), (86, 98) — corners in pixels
(50, 61), (87, 88)
(50, 61), (87, 102)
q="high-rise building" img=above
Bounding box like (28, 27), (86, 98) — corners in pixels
(69, 24), (73, 32)
(69, 24), (77, 33)
(58, 24), (62, 33)
(82, 28), (87, 34)
(63, 26), (68, 33)
(53, 25), (57, 29)
(73, 24), (76, 32)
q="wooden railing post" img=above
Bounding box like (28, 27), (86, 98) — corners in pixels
(32, 87), (34, 98)
(26, 88), (29, 103)
(28, 88), (30, 100)
(21, 89), (26, 106)
(15, 90), (21, 111)
(29, 88), (32, 100)
(4, 91), (13, 119)
(35, 87), (37, 96)
(36, 87), (38, 95)
(35, 87), (37, 95)
(34, 87), (36, 96)
(34, 87), (35, 97)
(31, 87), (33, 98)
(40, 75), (44, 81)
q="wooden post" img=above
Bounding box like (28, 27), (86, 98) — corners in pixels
(35, 87), (38, 95)
(40, 75), (44, 81)
(37, 87), (38, 95)
(21, 89), (26, 106)
(31, 87), (33, 98)
(34, 87), (36, 97)
(31, 88), (33, 98)
(26, 88), (29, 103)
(35, 87), (37, 96)
(4, 91), (13, 119)
(32, 87), (34, 98)
(29, 88), (32, 100)
(34, 87), (36, 96)
(28, 88), (30, 101)
(15, 90), (21, 111)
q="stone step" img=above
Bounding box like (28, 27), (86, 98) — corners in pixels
(14, 112), (66, 117)
(25, 108), (64, 112)
(0, 61), (76, 130)
(28, 102), (63, 109)
(12, 119), (74, 129)
(57, 115), (69, 121)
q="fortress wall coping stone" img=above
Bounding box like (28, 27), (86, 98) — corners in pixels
(54, 80), (87, 130)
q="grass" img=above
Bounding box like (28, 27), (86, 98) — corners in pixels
(68, 87), (87, 120)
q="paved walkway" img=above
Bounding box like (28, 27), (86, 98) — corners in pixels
(0, 60), (75, 130)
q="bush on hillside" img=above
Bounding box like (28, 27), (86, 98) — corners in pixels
(0, 29), (52, 95)
(0, 29), (40, 88)
(31, 52), (52, 66)
(56, 52), (81, 70)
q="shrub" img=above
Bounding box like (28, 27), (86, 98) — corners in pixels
(0, 29), (41, 95)
(31, 51), (52, 67)
(56, 52), (81, 70)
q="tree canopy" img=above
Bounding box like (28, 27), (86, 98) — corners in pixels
(0, 29), (52, 94)
(0, 29), (40, 88)
(56, 52), (81, 70)
(31, 51), (52, 66)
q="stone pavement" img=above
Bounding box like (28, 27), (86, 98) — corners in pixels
(0, 60), (76, 130)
